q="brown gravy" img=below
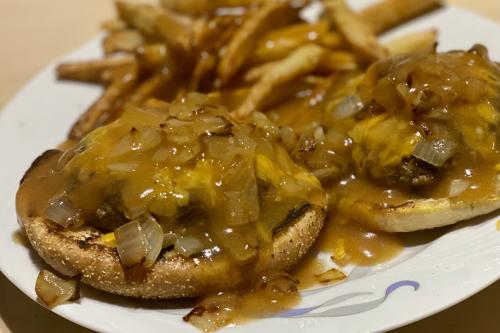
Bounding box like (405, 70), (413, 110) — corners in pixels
(292, 215), (403, 290)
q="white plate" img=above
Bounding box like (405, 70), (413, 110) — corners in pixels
(2, 2), (500, 333)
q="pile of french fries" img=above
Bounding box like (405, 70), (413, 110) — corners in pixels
(57, 0), (442, 140)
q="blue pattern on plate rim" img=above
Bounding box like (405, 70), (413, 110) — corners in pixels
(274, 280), (420, 318)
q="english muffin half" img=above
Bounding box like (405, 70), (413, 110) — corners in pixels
(17, 95), (327, 299)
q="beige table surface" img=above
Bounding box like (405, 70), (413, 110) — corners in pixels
(1, 1), (500, 332)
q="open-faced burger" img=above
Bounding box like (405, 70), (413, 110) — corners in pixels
(17, 93), (327, 299)
(289, 45), (500, 232)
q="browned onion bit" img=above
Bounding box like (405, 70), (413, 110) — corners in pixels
(35, 270), (80, 308)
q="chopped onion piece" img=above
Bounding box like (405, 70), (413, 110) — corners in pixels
(111, 133), (134, 157)
(152, 145), (171, 163)
(172, 142), (201, 164)
(222, 160), (259, 225)
(175, 236), (204, 257)
(44, 196), (81, 228)
(141, 217), (164, 268)
(280, 177), (306, 196)
(184, 292), (241, 332)
(136, 127), (163, 151)
(215, 225), (258, 263)
(115, 220), (148, 267)
(223, 191), (249, 225)
(314, 268), (346, 284)
(115, 217), (165, 268)
(312, 167), (340, 181)
(251, 112), (279, 138)
(412, 138), (457, 167)
(162, 231), (177, 249)
(257, 271), (299, 294)
(111, 127), (162, 157)
(198, 115), (231, 136)
(314, 126), (326, 142)
(448, 179), (469, 197)
(120, 105), (167, 127)
(279, 126), (298, 151)
(332, 95), (363, 119)
(165, 118), (192, 129)
(56, 147), (79, 170)
(162, 119), (195, 145)
(35, 270), (79, 308)
(107, 163), (139, 173)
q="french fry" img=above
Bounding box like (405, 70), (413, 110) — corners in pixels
(243, 62), (276, 83)
(103, 30), (145, 55)
(101, 19), (128, 32)
(318, 50), (358, 72)
(245, 50), (357, 83)
(266, 76), (326, 114)
(56, 56), (135, 84)
(267, 75), (337, 131)
(193, 16), (241, 54)
(136, 43), (173, 72)
(385, 29), (438, 55)
(115, 2), (159, 38)
(189, 53), (217, 91)
(361, 0), (442, 35)
(251, 21), (343, 64)
(232, 44), (326, 119)
(61, 0), (444, 143)
(126, 69), (175, 106)
(260, 20), (331, 42)
(217, 1), (298, 83)
(69, 64), (138, 139)
(159, 0), (260, 15)
(320, 31), (344, 49)
(323, 0), (387, 63)
(155, 8), (199, 53)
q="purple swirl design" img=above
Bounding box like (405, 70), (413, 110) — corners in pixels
(274, 280), (420, 318)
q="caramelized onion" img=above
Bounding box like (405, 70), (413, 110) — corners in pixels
(112, 127), (162, 157)
(198, 115), (231, 136)
(215, 225), (258, 263)
(222, 159), (259, 225)
(257, 271), (299, 294)
(175, 236), (204, 257)
(448, 179), (469, 197)
(44, 196), (81, 228)
(185, 271), (299, 331)
(279, 126), (298, 151)
(332, 95), (363, 119)
(35, 270), (79, 308)
(251, 112), (280, 138)
(314, 268), (346, 284)
(107, 162), (139, 173)
(115, 220), (148, 267)
(184, 292), (241, 332)
(115, 218), (164, 268)
(136, 127), (163, 151)
(412, 138), (457, 167)
(314, 126), (326, 142)
(142, 216), (164, 268)
(162, 231), (177, 249)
